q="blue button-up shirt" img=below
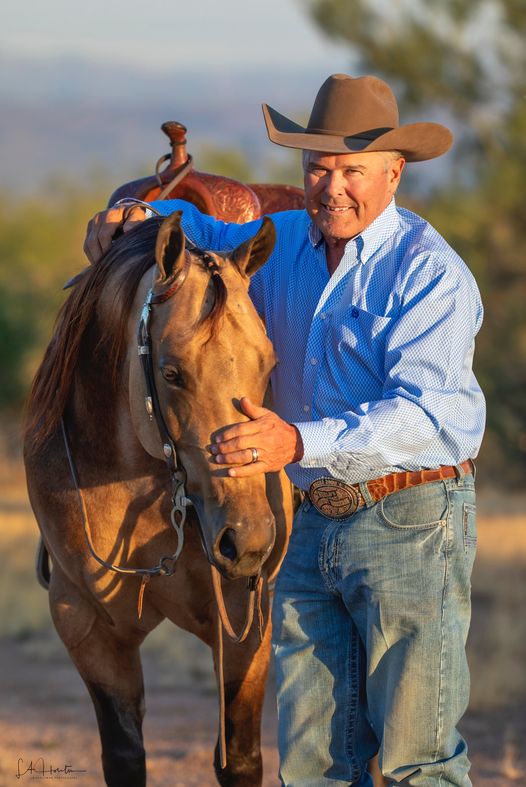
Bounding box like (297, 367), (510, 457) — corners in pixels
(151, 198), (485, 489)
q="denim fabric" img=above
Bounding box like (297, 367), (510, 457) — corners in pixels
(272, 469), (477, 786)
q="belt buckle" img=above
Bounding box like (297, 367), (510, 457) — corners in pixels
(309, 478), (360, 520)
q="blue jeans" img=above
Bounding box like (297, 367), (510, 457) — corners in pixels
(272, 468), (477, 786)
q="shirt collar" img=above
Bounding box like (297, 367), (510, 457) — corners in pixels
(308, 198), (401, 264)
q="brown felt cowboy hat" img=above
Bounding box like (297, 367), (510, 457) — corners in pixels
(262, 73), (452, 162)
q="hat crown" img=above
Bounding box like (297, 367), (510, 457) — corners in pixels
(307, 74), (399, 137)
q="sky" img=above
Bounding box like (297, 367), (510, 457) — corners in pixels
(2, 0), (350, 71)
(0, 0), (354, 193)
(0, 1), (452, 195)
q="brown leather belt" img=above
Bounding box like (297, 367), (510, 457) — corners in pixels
(307, 460), (474, 520)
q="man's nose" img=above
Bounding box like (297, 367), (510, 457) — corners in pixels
(323, 171), (345, 197)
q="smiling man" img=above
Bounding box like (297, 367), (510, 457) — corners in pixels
(85, 74), (485, 786)
(302, 148), (405, 274)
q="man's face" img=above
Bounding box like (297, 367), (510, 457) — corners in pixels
(303, 150), (405, 242)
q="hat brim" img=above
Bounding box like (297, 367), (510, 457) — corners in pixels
(262, 104), (452, 163)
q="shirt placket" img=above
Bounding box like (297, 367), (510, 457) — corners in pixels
(301, 244), (359, 416)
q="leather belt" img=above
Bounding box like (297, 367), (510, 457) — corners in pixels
(307, 460), (474, 520)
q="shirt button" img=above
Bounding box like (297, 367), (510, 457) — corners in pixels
(310, 357), (318, 365)
(303, 405), (310, 413)
(320, 312), (327, 320)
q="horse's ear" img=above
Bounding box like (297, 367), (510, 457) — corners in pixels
(231, 217), (276, 278)
(154, 211), (186, 285)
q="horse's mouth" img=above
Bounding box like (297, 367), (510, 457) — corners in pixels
(188, 496), (275, 579)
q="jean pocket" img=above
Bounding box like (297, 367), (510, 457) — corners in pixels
(377, 481), (449, 530)
(463, 502), (477, 551)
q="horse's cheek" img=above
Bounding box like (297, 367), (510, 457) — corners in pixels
(127, 352), (165, 461)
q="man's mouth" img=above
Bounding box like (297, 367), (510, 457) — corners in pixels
(321, 204), (353, 213)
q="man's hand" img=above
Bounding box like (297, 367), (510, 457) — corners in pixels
(209, 397), (304, 477)
(84, 205), (147, 265)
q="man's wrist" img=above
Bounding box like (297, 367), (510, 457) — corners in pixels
(290, 424), (304, 463)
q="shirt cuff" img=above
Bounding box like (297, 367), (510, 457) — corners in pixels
(293, 420), (337, 468)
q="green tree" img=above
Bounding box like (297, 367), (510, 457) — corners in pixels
(304, 0), (526, 483)
(0, 184), (106, 412)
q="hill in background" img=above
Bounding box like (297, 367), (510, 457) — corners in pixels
(1, 55), (451, 198)
(1, 56), (329, 196)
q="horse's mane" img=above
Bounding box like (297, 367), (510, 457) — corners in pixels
(25, 218), (164, 450)
(25, 216), (229, 452)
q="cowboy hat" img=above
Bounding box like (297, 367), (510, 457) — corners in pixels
(262, 74), (452, 162)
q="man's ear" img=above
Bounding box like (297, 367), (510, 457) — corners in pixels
(231, 217), (276, 278)
(389, 157), (405, 195)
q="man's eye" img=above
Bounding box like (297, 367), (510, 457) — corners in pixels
(161, 365), (184, 387)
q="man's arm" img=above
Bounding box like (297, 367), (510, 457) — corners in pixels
(83, 198), (265, 265)
(295, 254), (484, 477)
(210, 254), (485, 478)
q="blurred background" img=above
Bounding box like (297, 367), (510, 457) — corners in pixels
(0, 1), (525, 784)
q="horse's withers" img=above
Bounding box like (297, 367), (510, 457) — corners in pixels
(127, 213), (278, 579)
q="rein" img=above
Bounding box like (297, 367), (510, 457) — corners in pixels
(61, 215), (264, 768)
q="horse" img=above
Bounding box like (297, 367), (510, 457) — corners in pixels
(23, 210), (293, 786)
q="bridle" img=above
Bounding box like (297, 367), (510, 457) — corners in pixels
(61, 204), (264, 767)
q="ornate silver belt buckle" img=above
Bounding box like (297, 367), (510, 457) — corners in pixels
(309, 478), (360, 520)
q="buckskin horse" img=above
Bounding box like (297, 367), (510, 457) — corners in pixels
(23, 210), (293, 786)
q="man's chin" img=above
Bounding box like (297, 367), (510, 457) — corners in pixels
(317, 218), (361, 243)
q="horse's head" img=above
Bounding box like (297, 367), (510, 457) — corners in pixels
(128, 212), (278, 579)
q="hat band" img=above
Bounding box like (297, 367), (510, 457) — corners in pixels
(306, 126), (394, 140)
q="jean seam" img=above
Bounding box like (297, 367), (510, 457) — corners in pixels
(345, 619), (362, 782)
(434, 486), (453, 785)
(463, 503), (477, 553)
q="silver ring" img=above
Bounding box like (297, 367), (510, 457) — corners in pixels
(250, 447), (259, 464)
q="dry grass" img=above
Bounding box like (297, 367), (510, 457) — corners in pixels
(467, 513), (526, 709)
(1, 459), (525, 711)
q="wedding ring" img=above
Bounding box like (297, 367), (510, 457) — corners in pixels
(250, 447), (259, 464)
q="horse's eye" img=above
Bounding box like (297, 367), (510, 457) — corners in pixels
(160, 365), (184, 387)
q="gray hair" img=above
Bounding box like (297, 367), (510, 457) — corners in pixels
(302, 149), (403, 173)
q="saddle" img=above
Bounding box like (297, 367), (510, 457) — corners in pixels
(107, 120), (305, 219)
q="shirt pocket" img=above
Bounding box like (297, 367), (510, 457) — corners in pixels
(327, 306), (393, 388)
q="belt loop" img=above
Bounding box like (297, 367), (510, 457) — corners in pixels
(358, 481), (376, 508)
(454, 463), (465, 486)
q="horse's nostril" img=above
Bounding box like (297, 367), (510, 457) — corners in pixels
(218, 529), (237, 562)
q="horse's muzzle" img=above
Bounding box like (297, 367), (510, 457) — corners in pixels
(213, 515), (276, 579)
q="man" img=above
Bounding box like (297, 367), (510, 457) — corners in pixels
(85, 74), (485, 786)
